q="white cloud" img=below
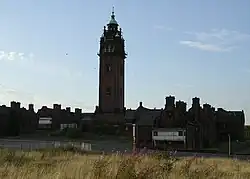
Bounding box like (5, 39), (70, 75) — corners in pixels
(0, 50), (82, 79)
(0, 50), (33, 61)
(0, 52), (89, 111)
(180, 29), (250, 52)
(0, 50), (91, 111)
(180, 41), (233, 52)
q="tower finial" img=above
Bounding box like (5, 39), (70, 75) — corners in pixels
(108, 6), (118, 25)
(112, 6), (115, 16)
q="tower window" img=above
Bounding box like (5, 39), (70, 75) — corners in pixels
(106, 87), (111, 96)
(107, 45), (113, 52)
(105, 45), (115, 52)
(178, 131), (183, 136)
(106, 64), (112, 72)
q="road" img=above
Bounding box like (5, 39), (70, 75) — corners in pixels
(0, 139), (249, 160)
(0, 139), (132, 152)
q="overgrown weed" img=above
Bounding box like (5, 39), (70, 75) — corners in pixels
(0, 148), (250, 178)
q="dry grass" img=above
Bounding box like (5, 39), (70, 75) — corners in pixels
(0, 148), (250, 179)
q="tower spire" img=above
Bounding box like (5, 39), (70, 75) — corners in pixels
(108, 6), (118, 25)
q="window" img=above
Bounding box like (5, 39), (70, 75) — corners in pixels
(106, 64), (112, 72)
(108, 45), (111, 52)
(106, 87), (111, 96)
(153, 131), (158, 136)
(178, 131), (183, 136)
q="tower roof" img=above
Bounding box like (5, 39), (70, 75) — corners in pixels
(108, 7), (118, 25)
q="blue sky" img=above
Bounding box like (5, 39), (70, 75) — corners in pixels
(0, 1), (250, 123)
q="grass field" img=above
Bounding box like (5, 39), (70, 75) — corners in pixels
(0, 148), (250, 179)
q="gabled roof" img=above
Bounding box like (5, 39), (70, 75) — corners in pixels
(125, 109), (136, 123)
(82, 113), (94, 116)
(229, 111), (244, 116)
(136, 110), (162, 126)
(136, 105), (162, 112)
(127, 102), (163, 126)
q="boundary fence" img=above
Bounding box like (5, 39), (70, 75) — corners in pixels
(0, 141), (92, 151)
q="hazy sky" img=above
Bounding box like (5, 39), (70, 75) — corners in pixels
(0, 1), (249, 123)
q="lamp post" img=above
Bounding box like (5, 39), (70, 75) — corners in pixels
(132, 123), (136, 152)
(228, 133), (231, 156)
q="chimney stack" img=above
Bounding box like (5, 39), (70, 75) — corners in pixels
(53, 104), (61, 110)
(165, 96), (175, 110)
(75, 108), (82, 114)
(66, 107), (71, 113)
(29, 104), (34, 111)
(10, 101), (16, 108)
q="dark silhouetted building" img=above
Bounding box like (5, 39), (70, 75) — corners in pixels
(36, 104), (82, 130)
(0, 101), (38, 136)
(126, 96), (245, 150)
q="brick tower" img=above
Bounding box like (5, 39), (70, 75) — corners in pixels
(97, 8), (127, 114)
